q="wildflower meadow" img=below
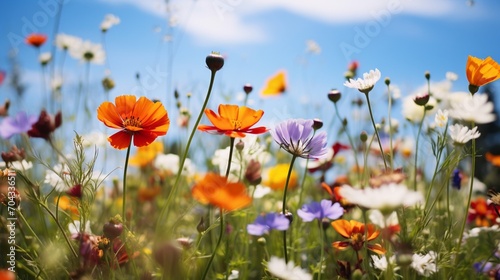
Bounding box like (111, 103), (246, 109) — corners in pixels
(2, 1), (500, 280)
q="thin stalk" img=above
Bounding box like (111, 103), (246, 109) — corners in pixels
(413, 108), (427, 191)
(365, 94), (388, 170)
(334, 102), (361, 182)
(318, 220), (324, 280)
(122, 137), (133, 221)
(155, 69), (217, 236)
(454, 122), (476, 269)
(386, 84), (394, 170)
(201, 137), (235, 279)
(282, 155), (298, 263)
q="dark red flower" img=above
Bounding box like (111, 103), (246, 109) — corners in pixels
(27, 110), (62, 140)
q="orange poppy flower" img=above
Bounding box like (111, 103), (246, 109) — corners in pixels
(97, 95), (170, 150)
(466, 56), (500, 93)
(260, 70), (287, 97)
(191, 173), (252, 211)
(26, 33), (47, 47)
(331, 219), (385, 255)
(197, 104), (267, 138)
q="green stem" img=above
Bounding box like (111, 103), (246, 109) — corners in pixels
(201, 208), (224, 280)
(413, 108), (427, 191)
(454, 122), (476, 269)
(318, 220), (324, 280)
(155, 70), (217, 235)
(282, 155), (297, 263)
(226, 138), (235, 178)
(334, 102), (361, 182)
(122, 137), (133, 221)
(365, 94), (388, 171)
(387, 84), (394, 170)
(39, 203), (78, 259)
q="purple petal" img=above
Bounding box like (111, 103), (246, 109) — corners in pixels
(321, 200), (344, 220)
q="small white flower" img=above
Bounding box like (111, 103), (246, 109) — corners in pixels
(253, 184), (271, 199)
(411, 251), (438, 277)
(305, 40), (321, 54)
(51, 75), (63, 91)
(344, 68), (381, 93)
(267, 256), (312, 280)
(449, 93), (495, 124)
(69, 40), (106, 64)
(10, 160), (33, 171)
(154, 154), (195, 177)
(371, 255), (396, 271)
(39, 52), (52, 65)
(339, 183), (423, 212)
(82, 131), (108, 148)
(55, 33), (82, 52)
(434, 109), (449, 128)
(101, 14), (120, 31)
(227, 270), (239, 280)
(448, 124), (480, 145)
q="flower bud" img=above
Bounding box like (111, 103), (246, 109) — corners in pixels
(103, 218), (124, 240)
(327, 89), (341, 103)
(312, 118), (323, 130)
(385, 77), (391, 86)
(66, 184), (82, 199)
(1, 146), (26, 165)
(469, 84), (479, 95)
(245, 159), (262, 185)
(235, 140), (245, 151)
(197, 216), (207, 233)
(424, 71), (431, 80)
(257, 237), (266, 246)
(243, 84), (253, 95)
(360, 131), (368, 142)
(206, 52), (224, 72)
(413, 93), (430, 106)
(102, 76), (115, 92)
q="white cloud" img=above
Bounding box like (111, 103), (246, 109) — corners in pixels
(100, 0), (462, 44)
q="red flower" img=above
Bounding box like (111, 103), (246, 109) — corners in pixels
(26, 33), (47, 47)
(27, 110), (62, 140)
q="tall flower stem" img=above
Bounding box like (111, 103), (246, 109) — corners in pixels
(155, 69), (217, 236)
(365, 94), (388, 171)
(334, 102), (361, 182)
(454, 121), (476, 269)
(386, 83), (394, 170)
(413, 108), (427, 191)
(282, 155), (297, 263)
(201, 137), (234, 280)
(318, 220), (325, 280)
(122, 138), (133, 221)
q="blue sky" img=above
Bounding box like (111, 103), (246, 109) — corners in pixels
(1, 0), (500, 143)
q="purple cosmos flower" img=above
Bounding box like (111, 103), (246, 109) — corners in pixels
(297, 199), (344, 222)
(247, 212), (290, 236)
(270, 119), (328, 159)
(0, 111), (37, 139)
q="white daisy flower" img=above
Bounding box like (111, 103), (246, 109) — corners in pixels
(10, 160), (33, 171)
(344, 68), (381, 94)
(101, 14), (120, 32)
(69, 40), (106, 64)
(267, 256), (312, 280)
(55, 33), (82, 52)
(449, 93), (495, 124)
(434, 109), (449, 128)
(39, 52), (52, 65)
(411, 251), (438, 277)
(448, 124), (480, 145)
(371, 255), (396, 271)
(339, 183), (423, 213)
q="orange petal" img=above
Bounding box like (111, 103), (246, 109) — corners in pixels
(238, 106), (264, 129)
(133, 131), (159, 147)
(97, 102), (123, 129)
(218, 104), (239, 120)
(365, 224), (381, 241)
(331, 219), (352, 238)
(115, 95), (137, 119)
(367, 243), (386, 255)
(109, 130), (132, 150)
(332, 241), (349, 251)
(205, 108), (233, 130)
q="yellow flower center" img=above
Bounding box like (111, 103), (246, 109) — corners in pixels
(231, 119), (242, 130)
(351, 232), (365, 251)
(123, 116), (142, 128)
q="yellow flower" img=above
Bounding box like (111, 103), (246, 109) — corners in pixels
(129, 141), (164, 167)
(263, 164), (298, 190)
